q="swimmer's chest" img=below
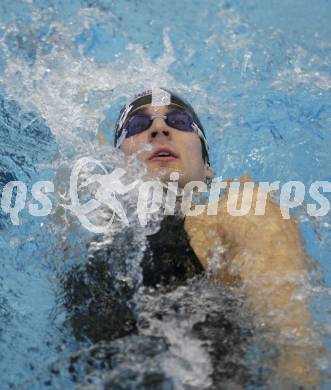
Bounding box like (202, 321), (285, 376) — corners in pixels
(141, 216), (204, 287)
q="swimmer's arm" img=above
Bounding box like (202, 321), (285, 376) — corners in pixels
(218, 188), (321, 387)
(185, 178), (310, 326)
(218, 191), (309, 327)
(185, 180), (321, 387)
(185, 188), (311, 328)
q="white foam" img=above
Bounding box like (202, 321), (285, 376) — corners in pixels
(0, 11), (183, 156)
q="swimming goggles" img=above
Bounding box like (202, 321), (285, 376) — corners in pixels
(115, 110), (209, 150)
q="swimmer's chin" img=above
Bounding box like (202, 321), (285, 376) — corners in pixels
(146, 166), (172, 181)
(145, 165), (187, 187)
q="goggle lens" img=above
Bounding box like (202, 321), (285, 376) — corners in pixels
(127, 115), (152, 136)
(166, 111), (192, 131)
(124, 111), (193, 137)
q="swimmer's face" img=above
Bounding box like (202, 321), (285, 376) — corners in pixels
(120, 104), (213, 187)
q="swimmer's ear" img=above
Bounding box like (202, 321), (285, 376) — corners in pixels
(205, 162), (213, 180)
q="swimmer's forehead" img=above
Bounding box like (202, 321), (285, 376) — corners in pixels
(131, 103), (187, 115)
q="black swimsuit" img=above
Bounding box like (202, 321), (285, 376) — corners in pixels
(62, 215), (204, 342)
(141, 215), (204, 288)
(59, 216), (260, 389)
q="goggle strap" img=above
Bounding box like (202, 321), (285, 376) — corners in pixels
(115, 129), (127, 148)
(192, 123), (209, 151)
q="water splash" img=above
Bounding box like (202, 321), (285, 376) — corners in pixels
(0, 0), (330, 388)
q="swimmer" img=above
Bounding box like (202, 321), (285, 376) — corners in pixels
(113, 87), (321, 388)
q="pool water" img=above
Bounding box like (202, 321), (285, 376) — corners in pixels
(0, 0), (331, 388)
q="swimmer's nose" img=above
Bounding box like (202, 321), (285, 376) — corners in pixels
(148, 117), (172, 142)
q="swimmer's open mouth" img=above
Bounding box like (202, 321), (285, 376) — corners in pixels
(148, 148), (178, 162)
